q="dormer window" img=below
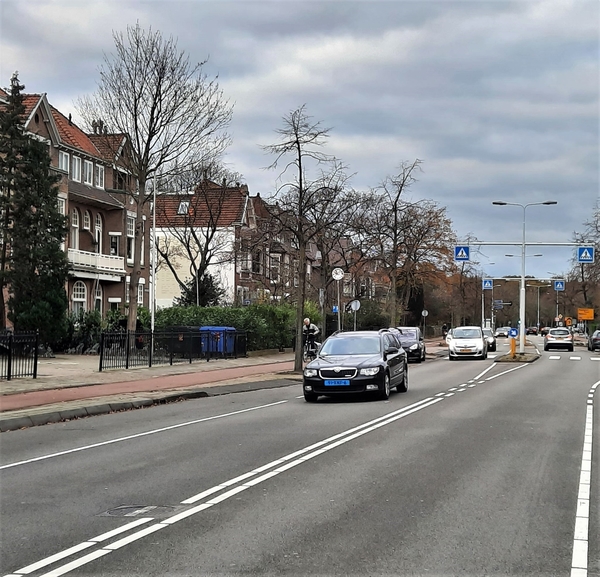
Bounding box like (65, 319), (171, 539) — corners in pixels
(95, 165), (105, 189)
(72, 157), (81, 182)
(83, 160), (93, 185)
(58, 151), (69, 173)
(177, 201), (190, 215)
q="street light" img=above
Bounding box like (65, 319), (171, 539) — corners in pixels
(526, 283), (550, 329)
(492, 200), (558, 353)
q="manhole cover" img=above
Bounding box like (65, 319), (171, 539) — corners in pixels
(99, 504), (178, 518)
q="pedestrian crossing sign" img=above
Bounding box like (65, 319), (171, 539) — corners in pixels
(454, 246), (470, 261)
(577, 246), (595, 263)
(554, 280), (565, 291)
(482, 279), (493, 290)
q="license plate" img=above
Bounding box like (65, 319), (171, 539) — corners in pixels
(461, 349), (474, 353)
(324, 379), (350, 386)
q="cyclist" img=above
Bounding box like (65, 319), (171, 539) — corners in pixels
(302, 318), (320, 359)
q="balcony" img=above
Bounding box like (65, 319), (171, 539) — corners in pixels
(68, 249), (126, 281)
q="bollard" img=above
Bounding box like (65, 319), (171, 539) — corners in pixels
(510, 337), (516, 358)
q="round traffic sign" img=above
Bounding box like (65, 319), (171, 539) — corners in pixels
(421, 309), (429, 317)
(332, 268), (344, 281)
(350, 299), (361, 311)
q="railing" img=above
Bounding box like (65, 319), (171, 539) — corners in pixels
(99, 329), (247, 372)
(67, 249), (126, 273)
(0, 331), (38, 380)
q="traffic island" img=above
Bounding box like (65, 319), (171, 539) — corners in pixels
(494, 352), (539, 363)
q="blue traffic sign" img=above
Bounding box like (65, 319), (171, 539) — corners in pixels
(554, 280), (565, 291)
(482, 279), (493, 290)
(577, 246), (595, 263)
(332, 305), (339, 313)
(508, 327), (518, 338)
(454, 246), (470, 261)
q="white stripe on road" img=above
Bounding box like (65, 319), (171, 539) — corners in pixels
(0, 401), (288, 470)
(570, 380), (598, 576)
(549, 356), (561, 360)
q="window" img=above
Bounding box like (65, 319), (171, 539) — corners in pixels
(110, 235), (120, 256)
(127, 217), (135, 263)
(125, 280), (130, 304)
(137, 283), (144, 305)
(95, 214), (102, 253)
(270, 254), (280, 283)
(94, 285), (102, 313)
(58, 151), (69, 173)
(83, 160), (93, 185)
(177, 201), (190, 215)
(83, 211), (91, 230)
(72, 281), (86, 315)
(95, 165), (105, 188)
(57, 198), (66, 250)
(252, 250), (262, 274)
(70, 208), (79, 250)
(72, 157), (81, 182)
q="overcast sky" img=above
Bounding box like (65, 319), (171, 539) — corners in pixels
(1, 0), (598, 280)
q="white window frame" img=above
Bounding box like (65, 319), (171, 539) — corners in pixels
(95, 214), (102, 253)
(83, 160), (93, 185)
(70, 208), (79, 250)
(126, 217), (135, 264)
(95, 165), (105, 189)
(137, 283), (144, 306)
(58, 151), (69, 173)
(57, 198), (66, 250)
(177, 201), (190, 215)
(72, 157), (81, 182)
(83, 210), (91, 230)
(72, 281), (87, 314)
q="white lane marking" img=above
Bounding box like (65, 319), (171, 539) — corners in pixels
(570, 357), (581, 361)
(19, 397), (443, 577)
(488, 354), (497, 359)
(549, 356), (561, 360)
(90, 518), (154, 542)
(448, 387), (458, 391)
(590, 357), (600, 361)
(15, 542), (96, 575)
(473, 363), (497, 381)
(570, 380), (598, 576)
(485, 364), (528, 381)
(445, 393), (455, 397)
(183, 396), (439, 504)
(37, 550), (110, 577)
(0, 401), (288, 470)
(468, 384), (476, 388)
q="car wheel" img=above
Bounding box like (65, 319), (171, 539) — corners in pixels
(568, 346), (573, 352)
(380, 372), (391, 400)
(304, 391), (318, 403)
(543, 345), (549, 351)
(449, 355), (455, 361)
(396, 363), (408, 393)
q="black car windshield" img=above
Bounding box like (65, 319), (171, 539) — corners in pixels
(453, 328), (481, 339)
(483, 329), (493, 337)
(320, 336), (381, 355)
(397, 330), (417, 341)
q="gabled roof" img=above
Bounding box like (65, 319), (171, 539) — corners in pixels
(156, 180), (249, 228)
(50, 105), (102, 158)
(89, 133), (128, 163)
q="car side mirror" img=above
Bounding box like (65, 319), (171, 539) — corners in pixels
(386, 346), (399, 355)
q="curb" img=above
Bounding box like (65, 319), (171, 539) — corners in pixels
(0, 377), (301, 433)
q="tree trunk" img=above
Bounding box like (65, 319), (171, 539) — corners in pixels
(294, 241), (307, 372)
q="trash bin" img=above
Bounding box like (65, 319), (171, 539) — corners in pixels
(200, 326), (237, 357)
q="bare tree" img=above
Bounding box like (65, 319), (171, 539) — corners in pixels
(154, 165), (245, 305)
(77, 24), (232, 328)
(262, 106), (355, 371)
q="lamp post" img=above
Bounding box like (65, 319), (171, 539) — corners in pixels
(526, 283), (549, 330)
(492, 201), (557, 353)
(491, 283), (502, 330)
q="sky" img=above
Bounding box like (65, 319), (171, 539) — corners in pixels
(1, 0), (598, 280)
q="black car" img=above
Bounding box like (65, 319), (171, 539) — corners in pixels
(302, 329), (408, 402)
(395, 326), (426, 362)
(588, 330), (600, 351)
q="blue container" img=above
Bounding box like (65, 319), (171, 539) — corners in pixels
(200, 326), (236, 356)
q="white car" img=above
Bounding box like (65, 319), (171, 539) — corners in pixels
(447, 326), (488, 361)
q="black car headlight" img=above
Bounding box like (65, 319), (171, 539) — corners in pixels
(359, 367), (380, 376)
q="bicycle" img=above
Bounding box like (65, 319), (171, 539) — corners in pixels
(302, 334), (319, 362)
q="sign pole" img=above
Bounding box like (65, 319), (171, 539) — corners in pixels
(332, 268), (345, 333)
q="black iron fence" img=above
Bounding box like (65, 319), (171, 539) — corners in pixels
(99, 328), (247, 372)
(0, 331), (39, 380)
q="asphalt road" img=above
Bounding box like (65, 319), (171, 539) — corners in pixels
(1, 336), (598, 576)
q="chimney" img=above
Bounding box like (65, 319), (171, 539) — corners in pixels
(68, 113), (72, 126)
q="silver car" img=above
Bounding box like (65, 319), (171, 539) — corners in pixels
(447, 326), (488, 360)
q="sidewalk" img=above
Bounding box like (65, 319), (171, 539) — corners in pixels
(0, 339), (451, 433)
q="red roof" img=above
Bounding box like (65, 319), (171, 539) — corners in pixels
(89, 133), (127, 162)
(50, 105), (100, 158)
(156, 181), (248, 228)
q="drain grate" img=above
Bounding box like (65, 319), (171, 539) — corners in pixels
(99, 504), (180, 518)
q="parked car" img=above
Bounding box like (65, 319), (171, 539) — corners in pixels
(395, 326), (426, 363)
(302, 329), (408, 402)
(540, 326), (551, 336)
(543, 327), (574, 352)
(482, 328), (497, 352)
(526, 327), (538, 335)
(588, 330), (600, 351)
(494, 326), (510, 338)
(447, 326), (488, 360)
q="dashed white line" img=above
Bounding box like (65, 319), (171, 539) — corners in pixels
(549, 356), (561, 360)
